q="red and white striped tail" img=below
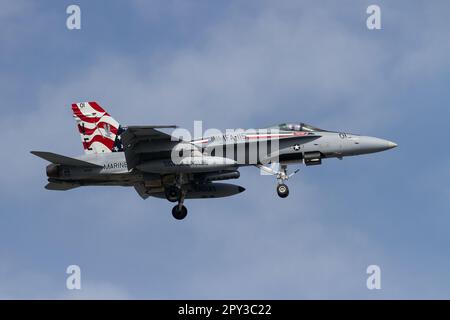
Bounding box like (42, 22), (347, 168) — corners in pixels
(71, 102), (122, 154)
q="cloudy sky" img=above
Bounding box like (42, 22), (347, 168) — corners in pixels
(0, 0), (449, 299)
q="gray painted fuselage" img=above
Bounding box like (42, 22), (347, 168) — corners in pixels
(55, 128), (396, 185)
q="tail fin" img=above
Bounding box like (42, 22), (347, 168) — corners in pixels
(71, 102), (124, 154)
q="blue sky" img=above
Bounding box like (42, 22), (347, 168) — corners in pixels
(0, 0), (449, 299)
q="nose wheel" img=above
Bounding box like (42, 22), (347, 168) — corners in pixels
(277, 183), (289, 198)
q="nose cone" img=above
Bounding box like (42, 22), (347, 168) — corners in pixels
(358, 136), (398, 154)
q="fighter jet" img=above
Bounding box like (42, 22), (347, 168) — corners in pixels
(31, 102), (397, 220)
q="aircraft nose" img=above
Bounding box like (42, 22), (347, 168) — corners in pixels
(358, 136), (398, 154)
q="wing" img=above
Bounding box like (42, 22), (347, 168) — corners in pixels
(121, 126), (180, 170)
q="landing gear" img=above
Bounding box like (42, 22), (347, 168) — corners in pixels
(256, 163), (299, 199)
(274, 164), (299, 198)
(165, 186), (181, 202)
(277, 183), (289, 198)
(172, 190), (187, 220)
(172, 204), (188, 220)
(169, 174), (188, 220)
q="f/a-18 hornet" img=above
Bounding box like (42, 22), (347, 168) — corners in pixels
(32, 102), (397, 220)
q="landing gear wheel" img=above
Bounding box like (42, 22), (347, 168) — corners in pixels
(172, 205), (188, 220)
(165, 186), (181, 202)
(277, 184), (289, 198)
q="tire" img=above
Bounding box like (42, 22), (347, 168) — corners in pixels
(277, 183), (289, 198)
(165, 186), (181, 202)
(172, 205), (188, 220)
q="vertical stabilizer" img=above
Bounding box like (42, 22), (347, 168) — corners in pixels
(71, 102), (124, 154)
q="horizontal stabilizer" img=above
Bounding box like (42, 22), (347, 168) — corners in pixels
(45, 182), (80, 191)
(30, 151), (101, 167)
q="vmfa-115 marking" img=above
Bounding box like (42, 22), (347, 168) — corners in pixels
(32, 102), (397, 220)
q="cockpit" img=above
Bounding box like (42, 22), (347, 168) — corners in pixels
(269, 123), (326, 132)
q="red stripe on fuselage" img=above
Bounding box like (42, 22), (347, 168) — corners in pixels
(245, 134), (294, 139)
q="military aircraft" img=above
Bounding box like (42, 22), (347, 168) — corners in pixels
(31, 102), (397, 220)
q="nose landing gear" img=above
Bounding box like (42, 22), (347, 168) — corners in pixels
(257, 164), (299, 199)
(275, 164), (292, 198)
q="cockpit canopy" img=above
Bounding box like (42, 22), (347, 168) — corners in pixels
(269, 123), (326, 132)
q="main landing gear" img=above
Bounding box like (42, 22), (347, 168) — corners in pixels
(166, 175), (188, 220)
(257, 164), (299, 199)
(169, 187), (187, 220)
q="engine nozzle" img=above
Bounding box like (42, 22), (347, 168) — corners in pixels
(46, 164), (60, 178)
